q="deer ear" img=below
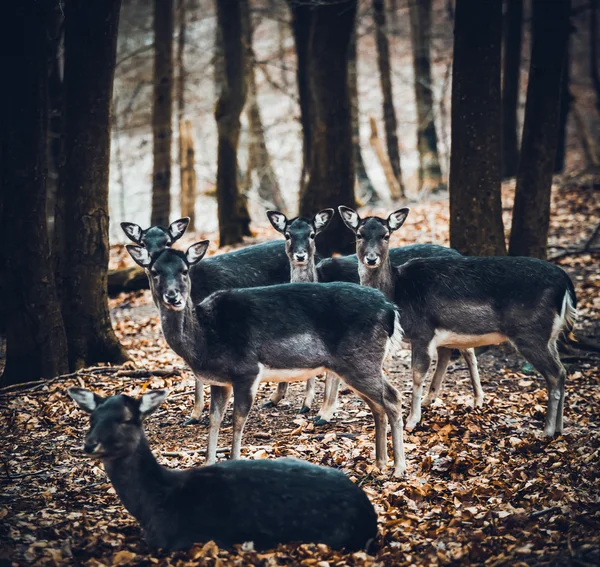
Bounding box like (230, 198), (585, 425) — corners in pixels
(387, 208), (409, 232)
(168, 218), (190, 242)
(121, 222), (143, 244)
(139, 390), (168, 418)
(313, 209), (335, 233)
(266, 211), (287, 234)
(338, 206), (360, 231)
(186, 240), (209, 265)
(126, 245), (152, 267)
(68, 388), (104, 413)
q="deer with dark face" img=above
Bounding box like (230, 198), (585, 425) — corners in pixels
(265, 209), (340, 422)
(121, 218), (190, 259)
(338, 206), (483, 413)
(339, 206), (576, 436)
(121, 219), (291, 425)
(67, 388), (378, 551)
(127, 242), (406, 476)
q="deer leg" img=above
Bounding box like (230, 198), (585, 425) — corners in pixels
(231, 374), (260, 460)
(406, 343), (432, 431)
(513, 338), (565, 437)
(299, 377), (316, 414)
(423, 347), (452, 406)
(182, 376), (206, 425)
(314, 373), (340, 425)
(205, 384), (232, 465)
(263, 382), (288, 408)
(462, 348), (483, 407)
(382, 380), (406, 477)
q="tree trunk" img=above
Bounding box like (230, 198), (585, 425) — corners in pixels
(449, 0), (506, 256)
(61, 0), (129, 370)
(215, 0), (250, 246)
(508, 0), (571, 260)
(349, 28), (378, 205)
(245, 8), (287, 212)
(373, 0), (405, 197)
(501, 0), (523, 179)
(0, 1), (69, 385)
(176, 0), (196, 229)
(369, 116), (403, 200)
(179, 120), (198, 225)
(554, 30), (572, 173)
(409, 0), (444, 193)
(46, 4), (64, 241)
(299, 0), (358, 256)
(151, 0), (174, 228)
(591, 0), (600, 115)
(289, 1), (313, 196)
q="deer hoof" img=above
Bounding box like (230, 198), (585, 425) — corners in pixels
(298, 405), (310, 415)
(262, 400), (276, 409)
(313, 417), (330, 427)
(182, 416), (207, 426)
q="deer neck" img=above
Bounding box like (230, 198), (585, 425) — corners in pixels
(358, 256), (395, 301)
(158, 299), (204, 362)
(290, 260), (317, 283)
(102, 437), (172, 527)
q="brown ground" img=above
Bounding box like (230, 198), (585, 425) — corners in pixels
(1, 179), (599, 567)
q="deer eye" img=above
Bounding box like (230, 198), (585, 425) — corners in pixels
(284, 233), (291, 240)
(383, 234), (390, 241)
(356, 234), (363, 240)
(309, 232), (315, 239)
(150, 270), (158, 278)
(182, 268), (189, 276)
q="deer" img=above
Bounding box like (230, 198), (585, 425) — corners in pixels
(126, 241), (407, 476)
(121, 219), (291, 424)
(318, 222), (483, 412)
(67, 388), (378, 551)
(338, 206), (577, 437)
(264, 208), (341, 423)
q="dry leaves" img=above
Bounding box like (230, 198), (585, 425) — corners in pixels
(2, 180), (599, 566)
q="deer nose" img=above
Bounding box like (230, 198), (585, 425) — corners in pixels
(366, 254), (379, 266)
(294, 253), (307, 262)
(165, 289), (178, 299)
(84, 438), (102, 455)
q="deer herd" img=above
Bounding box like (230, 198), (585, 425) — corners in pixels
(68, 206), (577, 551)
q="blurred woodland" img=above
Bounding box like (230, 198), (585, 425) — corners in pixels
(1, 0), (600, 565)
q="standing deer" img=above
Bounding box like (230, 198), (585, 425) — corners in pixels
(339, 206), (576, 436)
(265, 209), (341, 423)
(67, 388), (378, 551)
(121, 219), (291, 424)
(127, 242), (407, 476)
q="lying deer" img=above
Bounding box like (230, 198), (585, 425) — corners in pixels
(339, 206), (576, 436)
(126, 241), (406, 476)
(265, 208), (341, 422)
(67, 388), (378, 551)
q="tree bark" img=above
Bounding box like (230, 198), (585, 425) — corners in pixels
(245, 8), (287, 212)
(409, 0), (444, 193)
(215, 0), (250, 246)
(176, 0), (196, 229)
(591, 0), (600, 115)
(289, 1), (313, 195)
(151, 0), (174, 227)
(297, 0), (358, 256)
(61, 0), (129, 370)
(373, 0), (405, 197)
(501, 0), (523, 179)
(554, 30), (572, 173)
(0, 1), (69, 385)
(449, 0), (506, 256)
(349, 28), (378, 205)
(369, 116), (402, 200)
(509, 0), (571, 260)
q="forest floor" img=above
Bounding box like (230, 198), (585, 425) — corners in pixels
(1, 177), (599, 567)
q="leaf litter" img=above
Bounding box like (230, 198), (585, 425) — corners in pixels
(2, 180), (600, 566)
